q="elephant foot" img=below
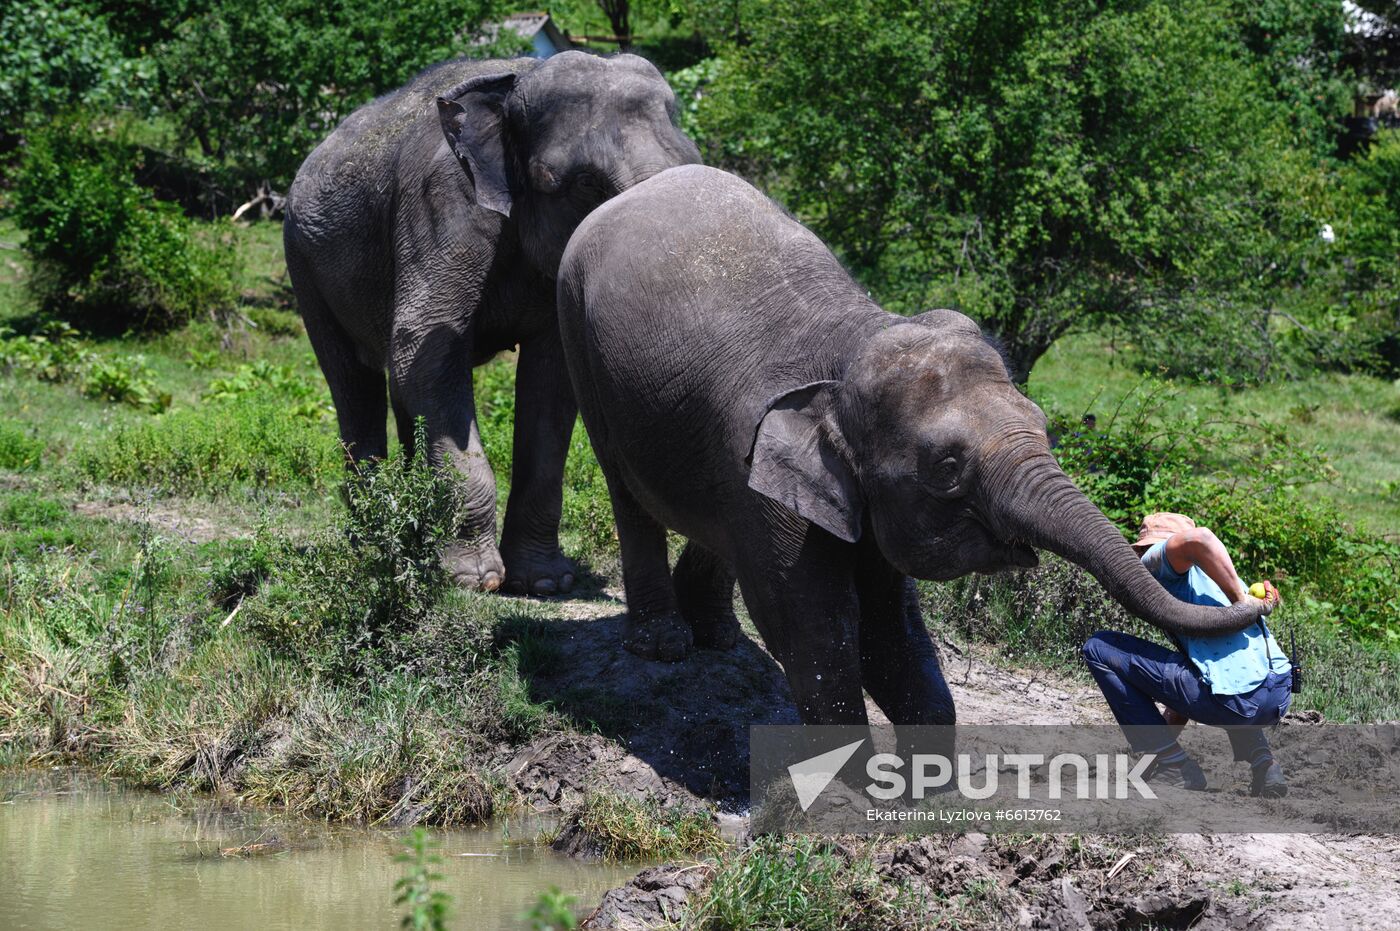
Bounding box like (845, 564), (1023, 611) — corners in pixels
(500, 547), (577, 597)
(684, 607), (742, 651)
(623, 612), (693, 662)
(442, 540), (505, 592)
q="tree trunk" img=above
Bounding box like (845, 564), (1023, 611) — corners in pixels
(596, 0), (632, 50)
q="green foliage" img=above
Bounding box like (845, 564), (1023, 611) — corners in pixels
(9, 117), (237, 331)
(0, 1), (151, 137)
(698, 0), (1333, 378)
(208, 536), (277, 609)
(75, 399), (340, 494)
(203, 360), (330, 420)
(80, 355), (172, 413)
(151, 0), (515, 187)
(1, 324), (170, 412)
(690, 836), (912, 930)
(0, 421), (43, 471)
(1232, 0), (1351, 156)
(520, 888), (578, 931)
(1046, 381), (1397, 641)
(394, 828), (452, 931)
(1323, 129), (1400, 374)
(243, 421), (464, 677)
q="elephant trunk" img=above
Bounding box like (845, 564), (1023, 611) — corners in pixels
(985, 443), (1264, 638)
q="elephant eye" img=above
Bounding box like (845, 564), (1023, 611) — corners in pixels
(572, 169), (607, 198)
(922, 456), (962, 494)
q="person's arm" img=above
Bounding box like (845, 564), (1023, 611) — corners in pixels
(1162, 527), (1249, 602)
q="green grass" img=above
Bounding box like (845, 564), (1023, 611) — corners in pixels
(1031, 333), (1400, 537)
(552, 792), (724, 861)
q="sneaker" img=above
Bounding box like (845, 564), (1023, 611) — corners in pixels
(1144, 755), (1207, 791)
(1250, 760), (1288, 798)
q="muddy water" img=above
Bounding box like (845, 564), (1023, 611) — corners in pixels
(0, 770), (637, 931)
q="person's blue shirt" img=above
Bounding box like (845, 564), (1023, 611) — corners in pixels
(1141, 540), (1291, 695)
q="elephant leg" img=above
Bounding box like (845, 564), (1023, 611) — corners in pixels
(602, 467), (692, 661)
(389, 330), (504, 592)
(856, 556), (956, 728)
(499, 330), (578, 597)
(673, 540), (740, 650)
(736, 518), (866, 724)
(291, 264), (387, 464)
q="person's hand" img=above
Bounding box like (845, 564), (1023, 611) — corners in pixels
(1258, 580), (1281, 613)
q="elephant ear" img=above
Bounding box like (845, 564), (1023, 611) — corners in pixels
(437, 73), (518, 217)
(746, 381), (863, 543)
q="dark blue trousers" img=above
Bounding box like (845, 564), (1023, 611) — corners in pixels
(1082, 630), (1292, 761)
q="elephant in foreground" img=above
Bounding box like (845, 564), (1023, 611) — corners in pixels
(557, 165), (1269, 727)
(284, 52), (699, 594)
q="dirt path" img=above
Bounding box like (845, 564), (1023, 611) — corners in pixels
(531, 593), (1400, 930)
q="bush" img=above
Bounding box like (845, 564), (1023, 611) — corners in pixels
(244, 421), (459, 677)
(203, 360), (330, 421)
(9, 116), (236, 331)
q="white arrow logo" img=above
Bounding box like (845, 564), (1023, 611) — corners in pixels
(787, 739), (866, 811)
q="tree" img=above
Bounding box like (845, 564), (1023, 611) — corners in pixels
(597, 0), (633, 50)
(152, 0), (511, 188)
(698, 0), (1329, 380)
(0, 1), (151, 147)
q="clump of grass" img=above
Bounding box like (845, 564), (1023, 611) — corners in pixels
(555, 792), (723, 862)
(688, 836), (924, 931)
(74, 398), (340, 494)
(0, 421), (43, 471)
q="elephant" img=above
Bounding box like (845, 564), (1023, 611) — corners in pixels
(556, 165), (1270, 729)
(284, 52), (699, 595)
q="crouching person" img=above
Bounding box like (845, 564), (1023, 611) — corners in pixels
(1082, 513), (1291, 797)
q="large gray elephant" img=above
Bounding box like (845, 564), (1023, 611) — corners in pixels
(557, 165), (1269, 728)
(284, 52), (699, 594)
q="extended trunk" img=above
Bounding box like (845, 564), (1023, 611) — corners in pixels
(991, 449), (1264, 638)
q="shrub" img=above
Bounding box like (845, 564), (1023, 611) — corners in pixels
(244, 421), (459, 677)
(9, 116), (236, 331)
(80, 355), (171, 413)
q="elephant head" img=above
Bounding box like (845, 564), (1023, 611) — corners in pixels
(747, 309), (1266, 638)
(437, 51), (700, 276)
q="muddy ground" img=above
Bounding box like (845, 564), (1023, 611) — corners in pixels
(500, 590), (1400, 930)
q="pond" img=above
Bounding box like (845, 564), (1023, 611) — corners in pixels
(0, 770), (639, 930)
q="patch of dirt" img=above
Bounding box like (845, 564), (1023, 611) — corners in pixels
(72, 497), (251, 544)
(505, 592), (799, 808)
